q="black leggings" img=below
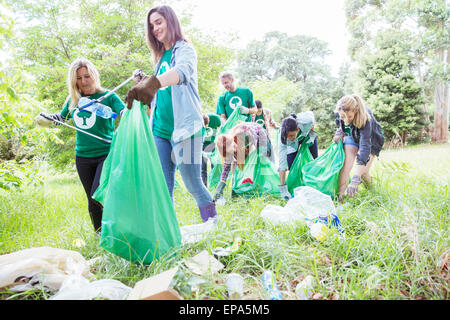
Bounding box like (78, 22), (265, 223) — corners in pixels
(75, 154), (107, 232)
(287, 137), (319, 170)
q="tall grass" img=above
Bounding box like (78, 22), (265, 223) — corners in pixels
(0, 144), (449, 300)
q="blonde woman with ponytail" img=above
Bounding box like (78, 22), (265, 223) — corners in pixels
(333, 94), (384, 198)
(38, 58), (126, 233)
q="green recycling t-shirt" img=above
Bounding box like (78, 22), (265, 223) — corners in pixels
(153, 48), (174, 140)
(204, 113), (221, 147)
(216, 87), (255, 122)
(60, 91), (125, 158)
(254, 113), (266, 129)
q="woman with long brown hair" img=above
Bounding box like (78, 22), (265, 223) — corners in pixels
(126, 5), (217, 223)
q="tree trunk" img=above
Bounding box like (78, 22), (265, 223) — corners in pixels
(432, 48), (449, 143)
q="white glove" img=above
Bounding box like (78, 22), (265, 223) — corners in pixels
(239, 106), (250, 114)
(279, 184), (291, 201)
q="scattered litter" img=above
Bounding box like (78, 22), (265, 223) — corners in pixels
(261, 270), (282, 300)
(295, 275), (315, 300)
(216, 197), (226, 206)
(180, 218), (217, 245)
(260, 186), (345, 241)
(0, 246), (93, 292)
(309, 222), (330, 242)
(127, 267), (183, 300)
(212, 237), (242, 257)
(50, 276), (131, 300)
(184, 250), (224, 275)
(226, 273), (244, 299)
(72, 238), (86, 248)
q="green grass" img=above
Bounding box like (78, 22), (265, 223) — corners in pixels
(0, 143), (449, 300)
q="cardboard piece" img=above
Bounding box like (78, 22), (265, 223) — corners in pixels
(127, 267), (183, 300)
(184, 250), (224, 275)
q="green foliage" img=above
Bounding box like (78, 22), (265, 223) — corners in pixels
(344, 0), (449, 143)
(1, 144), (449, 299)
(237, 31), (331, 84)
(7, 0), (235, 169)
(359, 33), (429, 144)
(237, 31), (350, 148)
(0, 5), (51, 189)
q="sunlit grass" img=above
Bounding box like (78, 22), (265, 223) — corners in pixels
(0, 143), (449, 300)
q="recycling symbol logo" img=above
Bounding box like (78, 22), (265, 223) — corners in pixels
(229, 96), (242, 110)
(158, 61), (170, 91)
(73, 109), (96, 130)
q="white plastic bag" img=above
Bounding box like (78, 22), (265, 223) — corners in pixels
(180, 218), (217, 245)
(291, 186), (336, 220)
(0, 246), (93, 292)
(50, 276), (132, 300)
(260, 204), (303, 225)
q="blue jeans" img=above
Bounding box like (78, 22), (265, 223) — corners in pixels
(343, 135), (359, 148)
(153, 134), (213, 207)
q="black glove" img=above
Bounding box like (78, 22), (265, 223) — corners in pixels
(126, 75), (161, 109)
(40, 113), (64, 125)
(213, 181), (226, 200)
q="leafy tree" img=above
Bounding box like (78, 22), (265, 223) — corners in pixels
(7, 0), (235, 168)
(359, 34), (428, 145)
(345, 0), (449, 143)
(237, 31), (331, 85)
(237, 31), (347, 147)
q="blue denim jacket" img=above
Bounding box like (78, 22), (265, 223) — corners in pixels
(150, 40), (204, 143)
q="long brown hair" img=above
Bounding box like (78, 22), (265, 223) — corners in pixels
(145, 5), (186, 64)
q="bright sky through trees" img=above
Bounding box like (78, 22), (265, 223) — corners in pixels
(180, 0), (350, 76)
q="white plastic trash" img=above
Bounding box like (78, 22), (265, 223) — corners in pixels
(295, 275), (316, 300)
(226, 273), (244, 299)
(180, 219), (217, 245)
(50, 275), (132, 300)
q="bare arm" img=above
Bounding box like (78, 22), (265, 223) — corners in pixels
(157, 69), (180, 88)
(279, 170), (287, 185)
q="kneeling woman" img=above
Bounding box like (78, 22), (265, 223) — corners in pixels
(278, 112), (318, 200)
(213, 122), (271, 200)
(333, 94), (384, 198)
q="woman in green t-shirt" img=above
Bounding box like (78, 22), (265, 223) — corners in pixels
(39, 59), (126, 233)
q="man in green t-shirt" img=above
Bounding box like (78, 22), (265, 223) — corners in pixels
(201, 113), (221, 187)
(216, 72), (257, 124)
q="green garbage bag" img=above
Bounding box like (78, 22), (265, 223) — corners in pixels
(301, 141), (345, 199)
(208, 108), (248, 189)
(92, 101), (181, 264)
(285, 141), (314, 194)
(232, 148), (281, 197)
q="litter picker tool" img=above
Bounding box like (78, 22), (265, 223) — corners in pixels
(78, 69), (143, 111)
(39, 113), (112, 144)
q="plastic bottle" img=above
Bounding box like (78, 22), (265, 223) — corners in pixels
(295, 275), (315, 300)
(226, 273), (244, 299)
(261, 270), (282, 300)
(78, 97), (117, 119)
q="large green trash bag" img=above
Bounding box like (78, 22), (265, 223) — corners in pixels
(301, 141), (345, 199)
(285, 141), (314, 194)
(92, 101), (181, 264)
(208, 108), (248, 189)
(232, 148), (281, 197)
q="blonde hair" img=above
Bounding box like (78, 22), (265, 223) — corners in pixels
(335, 94), (371, 129)
(65, 58), (104, 114)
